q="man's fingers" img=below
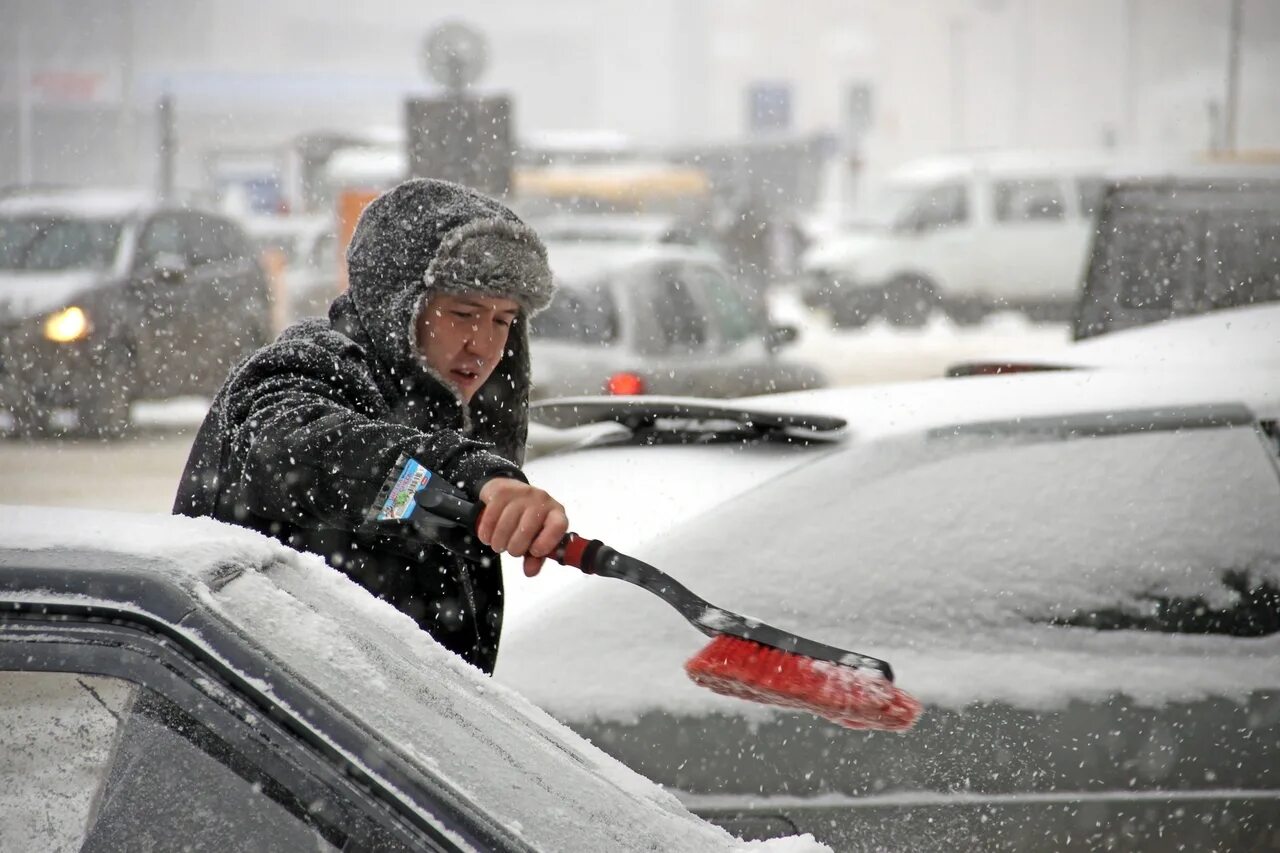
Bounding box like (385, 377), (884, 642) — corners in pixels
(523, 555), (545, 577)
(529, 508), (569, 558)
(485, 503), (523, 553)
(505, 510), (541, 558)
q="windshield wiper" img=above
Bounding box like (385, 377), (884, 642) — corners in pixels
(530, 397), (848, 448)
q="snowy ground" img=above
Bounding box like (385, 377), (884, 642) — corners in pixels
(0, 296), (1070, 513)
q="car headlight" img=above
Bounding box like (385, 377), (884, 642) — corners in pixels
(43, 306), (91, 343)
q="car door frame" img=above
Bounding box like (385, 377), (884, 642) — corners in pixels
(0, 570), (535, 853)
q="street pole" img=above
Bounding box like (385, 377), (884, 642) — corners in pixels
(157, 93), (175, 201)
(16, 1), (34, 185)
(948, 18), (966, 150)
(1123, 0), (1140, 148)
(1224, 0), (1243, 154)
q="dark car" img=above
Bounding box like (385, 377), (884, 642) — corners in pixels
(1073, 170), (1280, 339)
(0, 189), (273, 436)
(0, 507), (798, 852)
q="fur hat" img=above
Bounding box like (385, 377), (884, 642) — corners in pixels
(347, 178), (554, 316)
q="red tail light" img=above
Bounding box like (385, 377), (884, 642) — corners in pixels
(605, 372), (647, 395)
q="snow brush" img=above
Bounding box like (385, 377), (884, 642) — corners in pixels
(370, 457), (922, 732)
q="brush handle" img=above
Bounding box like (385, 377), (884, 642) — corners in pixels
(413, 479), (894, 678)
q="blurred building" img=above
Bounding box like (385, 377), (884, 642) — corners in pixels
(2, 0), (1277, 197)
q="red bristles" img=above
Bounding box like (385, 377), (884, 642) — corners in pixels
(684, 635), (922, 732)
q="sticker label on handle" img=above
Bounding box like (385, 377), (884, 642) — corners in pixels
(375, 457), (432, 521)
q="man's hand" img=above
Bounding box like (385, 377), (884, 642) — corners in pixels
(477, 478), (569, 577)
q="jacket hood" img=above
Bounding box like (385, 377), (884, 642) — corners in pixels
(341, 179), (555, 464)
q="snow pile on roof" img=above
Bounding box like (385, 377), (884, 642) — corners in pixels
(497, 373), (1280, 725)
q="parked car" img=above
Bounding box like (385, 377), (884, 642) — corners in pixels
(799, 151), (1119, 327)
(243, 212), (342, 323)
(1073, 171), (1280, 339)
(0, 506), (825, 852)
(0, 189), (272, 436)
(530, 242), (826, 400)
(947, 301), (1280, 378)
(497, 368), (1280, 850)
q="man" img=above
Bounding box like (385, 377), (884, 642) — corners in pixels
(175, 179), (566, 673)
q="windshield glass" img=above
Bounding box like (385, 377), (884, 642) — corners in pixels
(845, 182), (950, 230)
(0, 216), (123, 272)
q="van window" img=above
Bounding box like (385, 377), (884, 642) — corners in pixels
(994, 179), (1066, 222)
(1205, 218), (1280, 308)
(897, 184), (968, 231)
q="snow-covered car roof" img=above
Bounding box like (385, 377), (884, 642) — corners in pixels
(498, 367), (1280, 725)
(947, 302), (1280, 377)
(0, 188), (159, 220)
(544, 239), (720, 285)
(0, 508), (817, 852)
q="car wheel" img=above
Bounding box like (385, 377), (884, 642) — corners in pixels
(947, 300), (988, 327)
(77, 348), (132, 439)
(831, 298), (874, 328)
(883, 277), (937, 327)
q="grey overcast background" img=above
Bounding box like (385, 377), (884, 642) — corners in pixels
(3, 0), (1279, 193)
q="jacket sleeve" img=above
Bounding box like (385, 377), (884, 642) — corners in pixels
(219, 335), (523, 532)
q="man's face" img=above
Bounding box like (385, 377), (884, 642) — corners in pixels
(416, 292), (520, 402)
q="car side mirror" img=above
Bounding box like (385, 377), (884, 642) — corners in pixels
(765, 324), (798, 352)
(145, 252), (189, 284)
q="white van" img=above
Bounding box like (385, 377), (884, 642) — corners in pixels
(800, 151), (1119, 326)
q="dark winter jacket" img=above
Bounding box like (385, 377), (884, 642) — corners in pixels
(174, 179), (555, 673)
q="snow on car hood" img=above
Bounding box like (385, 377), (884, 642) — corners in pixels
(497, 369), (1280, 724)
(0, 507), (827, 853)
(0, 270), (110, 323)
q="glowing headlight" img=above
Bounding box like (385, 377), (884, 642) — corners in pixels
(43, 306), (91, 342)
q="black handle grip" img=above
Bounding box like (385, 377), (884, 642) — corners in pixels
(412, 477), (605, 573)
(415, 480), (483, 530)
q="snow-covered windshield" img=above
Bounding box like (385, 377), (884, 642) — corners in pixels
(0, 216), (123, 272)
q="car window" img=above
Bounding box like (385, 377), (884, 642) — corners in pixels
(994, 178), (1067, 222)
(184, 213), (237, 266)
(896, 183), (968, 230)
(530, 280), (619, 344)
(0, 216), (123, 271)
(0, 670), (339, 852)
(692, 265), (760, 344)
(1204, 217), (1280, 309)
(652, 269), (708, 350)
(137, 214), (185, 265)
(1102, 214), (1197, 310)
(1076, 177), (1107, 220)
